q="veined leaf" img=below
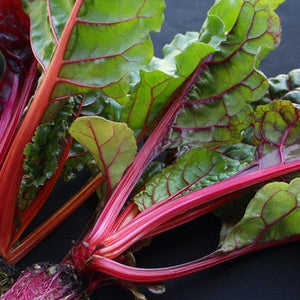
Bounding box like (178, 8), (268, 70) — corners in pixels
(253, 100), (300, 167)
(166, 0), (281, 148)
(23, 0), (165, 103)
(19, 98), (75, 210)
(134, 97), (300, 212)
(134, 148), (248, 210)
(260, 68), (300, 104)
(219, 178), (300, 252)
(69, 116), (137, 196)
(120, 0), (234, 139)
(121, 32), (217, 139)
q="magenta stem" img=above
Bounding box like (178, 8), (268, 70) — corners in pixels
(91, 235), (300, 283)
(85, 57), (212, 245)
(100, 160), (300, 258)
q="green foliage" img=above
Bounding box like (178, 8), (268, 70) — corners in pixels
(219, 178), (300, 252)
(69, 116), (137, 194)
(18, 99), (75, 210)
(259, 68), (300, 104)
(121, 32), (216, 138)
(23, 0), (165, 103)
(166, 0), (281, 148)
(134, 148), (249, 210)
(253, 100), (300, 165)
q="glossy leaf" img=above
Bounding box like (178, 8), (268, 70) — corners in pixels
(166, 0), (281, 148)
(23, 0), (165, 103)
(19, 99), (75, 210)
(219, 178), (300, 252)
(253, 100), (300, 167)
(121, 0), (233, 138)
(121, 32), (216, 138)
(69, 116), (137, 195)
(260, 68), (300, 104)
(134, 148), (248, 210)
(0, 0), (32, 74)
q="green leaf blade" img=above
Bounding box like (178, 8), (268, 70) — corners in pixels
(134, 148), (247, 211)
(69, 116), (137, 193)
(253, 100), (300, 166)
(219, 178), (300, 252)
(25, 0), (165, 103)
(166, 0), (281, 148)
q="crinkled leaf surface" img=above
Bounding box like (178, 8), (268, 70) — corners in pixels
(260, 68), (300, 104)
(219, 178), (300, 252)
(18, 99), (75, 210)
(69, 116), (137, 195)
(134, 96), (300, 212)
(121, 32), (216, 139)
(120, 0), (238, 139)
(0, 0), (32, 74)
(134, 148), (248, 210)
(253, 100), (300, 167)
(23, 0), (165, 103)
(165, 0), (281, 148)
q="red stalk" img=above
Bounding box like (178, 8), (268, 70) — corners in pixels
(11, 137), (74, 246)
(7, 173), (105, 264)
(90, 234), (300, 283)
(97, 160), (300, 259)
(0, 60), (39, 166)
(0, 0), (84, 256)
(84, 56), (213, 247)
(142, 191), (241, 239)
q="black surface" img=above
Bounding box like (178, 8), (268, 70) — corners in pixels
(19, 1), (300, 299)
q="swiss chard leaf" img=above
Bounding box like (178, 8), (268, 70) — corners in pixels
(134, 148), (249, 210)
(219, 178), (300, 252)
(69, 116), (137, 197)
(121, 32), (216, 139)
(134, 97), (300, 218)
(260, 68), (300, 104)
(23, 0), (165, 104)
(253, 100), (300, 167)
(0, 0), (32, 74)
(165, 0), (281, 148)
(18, 98), (75, 210)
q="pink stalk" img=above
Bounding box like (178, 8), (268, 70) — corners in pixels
(0, 60), (38, 167)
(0, 0), (84, 255)
(85, 57), (213, 246)
(90, 235), (300, 283)
(7, 173), (105, 264)
(98, 160), (300, 259)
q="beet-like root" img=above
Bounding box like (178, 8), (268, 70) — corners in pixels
(0, 262), (88, 299)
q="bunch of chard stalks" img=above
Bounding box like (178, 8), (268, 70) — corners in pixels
(0, 0), (299, 298)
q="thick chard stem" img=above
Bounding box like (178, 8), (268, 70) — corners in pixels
(98, 160), (300, 259)
(0, 0), (84, 255)
(90, 235), (300, 283)
(84, 57), (212, 247)
(0, 61), (39, 166)
(7, 173), (105, 265)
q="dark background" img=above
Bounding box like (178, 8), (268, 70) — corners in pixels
(19, 1), (300, 299)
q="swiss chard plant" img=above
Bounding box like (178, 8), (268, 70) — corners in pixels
(0, 0), (299, 298)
